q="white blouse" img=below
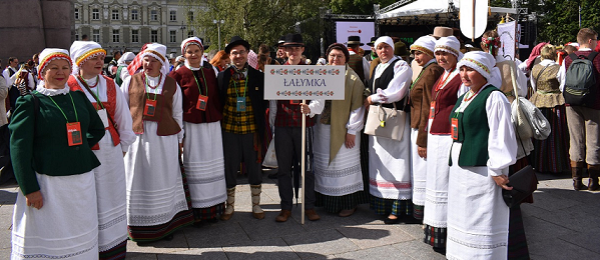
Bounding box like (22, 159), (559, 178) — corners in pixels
(369, 56), (413, 104)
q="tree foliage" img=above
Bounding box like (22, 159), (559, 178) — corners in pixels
(329, 0), (397, 15)
(537, 0), (600, 44)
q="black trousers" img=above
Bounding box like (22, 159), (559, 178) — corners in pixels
(275, 126), (315, 210)
(222, 132), (262, 189)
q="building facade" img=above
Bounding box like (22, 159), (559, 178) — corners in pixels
(74, 0), (206, 57)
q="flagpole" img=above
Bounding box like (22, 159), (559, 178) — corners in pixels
(301, 99), (307, 225)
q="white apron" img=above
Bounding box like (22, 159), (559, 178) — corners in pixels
(410, 128), (427, 206)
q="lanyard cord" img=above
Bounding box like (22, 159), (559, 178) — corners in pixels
(144, 73), (162, 101)
(233, 73), (248, 98)
(77, 75), (105, 109)
(44, 91), (79, 123)
(192, 69), (208, 96)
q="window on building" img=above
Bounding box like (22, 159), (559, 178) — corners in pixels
(188, 11), (194, 21)
(93, 29), (100, 42)
(187, 31), (194, 38)
(74, 8), (79, 20)
(112, 29), (120, 43)
(112, 9), (119, 20)
(92, 8), (100, 20)
(150, 10), (158, 21)
(169, 31), (176, 43)
(131, 30), (139, 43)
(170, 11), (176, 21)
(151, 30), (158, 42)
(131, 9), (139, 20)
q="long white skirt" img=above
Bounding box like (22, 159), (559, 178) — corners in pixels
(368, 116), (412, 200)
(313, 122), (363, 196)
(410, 128), (427, 206)
(93, 132), (128, 253)
(423, 131), (453, 228)
(12, 173), (99, 260)
(446, 143), (510, 260)
(183, 121), (227, 208)
(124, 121), (189, 226)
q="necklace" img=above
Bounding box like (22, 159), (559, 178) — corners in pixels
(144, 73), (162, 89)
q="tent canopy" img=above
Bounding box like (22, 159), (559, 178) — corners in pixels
(378, 0), (517, 19)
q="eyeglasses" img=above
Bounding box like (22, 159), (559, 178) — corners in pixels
(328, 54), (345, 60)
(230, 50), (247, 56)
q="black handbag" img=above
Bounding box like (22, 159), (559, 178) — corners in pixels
(502, 166), (538, 208)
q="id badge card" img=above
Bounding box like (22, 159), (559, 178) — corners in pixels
(196, 95), (208, 111)
(290, 100), (300, 105)
(236, 97), (247, 112)
(451, 118), (459, 140)
(67, 122), (83, 146)
(97, 109), (109, 128)
(144, 99), (157, 116)
(429, 101), (436, 119)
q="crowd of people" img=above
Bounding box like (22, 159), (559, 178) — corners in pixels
(2, 25), (599, 260)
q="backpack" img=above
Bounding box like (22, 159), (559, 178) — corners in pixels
(564, 52), (598, 106)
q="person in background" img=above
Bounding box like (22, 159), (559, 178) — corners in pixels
(209, 50), (230, 72)
(107, 50), (122, 78)
(10, 48), (105, 259)
(115, 51), (136, 86)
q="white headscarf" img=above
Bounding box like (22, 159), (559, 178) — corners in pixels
(37, 48), (72, 89)
(374, 36), (395, 51)
(435, 36), (463, 60)
(140, 43), (169, 86)
(181, 37), (204, 55)
(410, 35), (437, 59)
(457, 51), (496, 83)
(117, 52), (136, 66)
(69, 41), (106, 76)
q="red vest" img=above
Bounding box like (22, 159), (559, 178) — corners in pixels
(429, 73), (461, 135)
(168, 66), (222, 123)
(68, 75), (120, 149)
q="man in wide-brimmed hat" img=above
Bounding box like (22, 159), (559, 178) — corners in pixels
(270, 33), (322, 223)
(218, 36), (269, 221)
(346, 35), (370, 82)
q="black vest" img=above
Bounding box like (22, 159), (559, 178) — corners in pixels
(367, 58), (409, 111)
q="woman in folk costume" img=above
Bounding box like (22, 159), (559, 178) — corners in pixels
(10, 49), (106, 259)
(168, 37), (226, 225)
(67, 41), (135, 259)
(308, 43), (367, 217)
(530, 44), (569, 174)
(120, 43), (193, 243)
(365, 36), (414, 224)
(446, 51), (517, 260)
(479, 30), (533, 259)
(408, 36), (444, 221)
(422, 35), (463, 253)
(115, 51), (135, 86)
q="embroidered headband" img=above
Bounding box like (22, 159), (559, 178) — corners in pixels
(410, 45), (434, 58)
(75, 48), (107, 67)
(182, 40), (203, 55)
(461, 58), (490, 74)
(38, 52), (72, 79)
(435, 45), (460, 58)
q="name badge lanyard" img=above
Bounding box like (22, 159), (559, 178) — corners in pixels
(430, 67), (456, 119)
(233, 73), (248, 112)
(77, 75), (105, 110)
(46, 92), (83, 146)
(193, 69), (209, 111)
(144, 73), (162, 116)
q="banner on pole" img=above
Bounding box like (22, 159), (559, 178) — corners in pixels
(264, 65), (346, 100)
(498, 21), (516, 61)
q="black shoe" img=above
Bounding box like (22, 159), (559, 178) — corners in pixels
(384, 216), (401, 224)
(163, 234), (174, 241)
(433, 246), (446, 255)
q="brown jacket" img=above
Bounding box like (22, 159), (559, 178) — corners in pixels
(410, 62), (444, 147)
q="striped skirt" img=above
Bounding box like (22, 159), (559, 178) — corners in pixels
(315, 191), (369, 213)
(532, 106), (570, 173)
(99, 241), (126, 260)
(127, 209), (194, 242)
(369, 196), (413, 216)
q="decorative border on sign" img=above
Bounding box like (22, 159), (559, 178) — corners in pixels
(270, 68), (341, 76)
(276, 90), (335, 97)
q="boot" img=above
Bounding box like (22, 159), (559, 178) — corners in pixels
(571, 161), (588, 191)
(250, 185), (265, 219)
(220, 187), (236, 221)
(588, 165), (600, 191)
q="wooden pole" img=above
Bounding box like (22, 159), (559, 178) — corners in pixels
(301, 99), (307, 225)
(472, 0), (476, 42)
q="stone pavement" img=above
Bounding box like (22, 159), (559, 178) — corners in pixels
(0, 170), (598, 259)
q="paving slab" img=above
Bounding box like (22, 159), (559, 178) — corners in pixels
(333, 245), (410, 259)
(185, 221), (250, 248)
(392, 240), (447, 260)
(223, 238), (300, 260)
(528, 238), (599, 260)
(282, 229), (359, 258)
(126, 229), (189, 254)
(336, 224), (413, 249)
(156, 248), (227, 260)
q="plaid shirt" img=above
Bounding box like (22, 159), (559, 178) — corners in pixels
(221, 77), (256, 134)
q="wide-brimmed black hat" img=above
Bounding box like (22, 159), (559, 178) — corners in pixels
(366, 36), (378, 46)
(346, 36), (364, 46)
(225, 36), (250, 53)
(275, 36), (286, 47)
(281, 33), (305, 47)
(199, 37), (210, 50)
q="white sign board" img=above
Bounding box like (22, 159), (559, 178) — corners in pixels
(498, 21), (516, 61)
(335, 21), (375, 51)
(264, 65), (346, 100)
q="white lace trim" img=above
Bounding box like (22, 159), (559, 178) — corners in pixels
(35, 84), (70, 96)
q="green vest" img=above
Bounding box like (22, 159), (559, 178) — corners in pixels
(450, 85), (499, 166)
